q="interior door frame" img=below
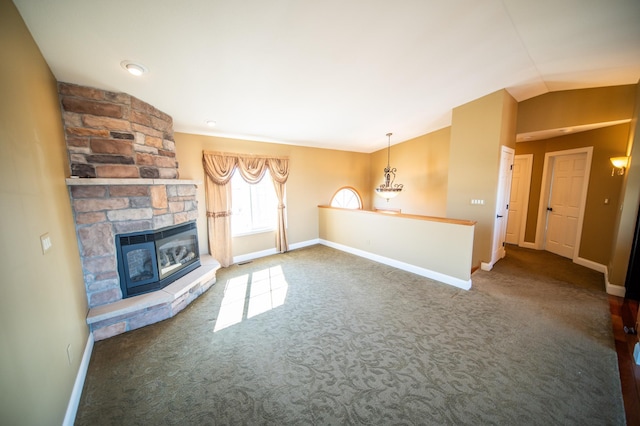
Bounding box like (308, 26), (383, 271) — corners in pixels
(534, 146), (593, 261)
(485, 145), (514, 271)
(508, 153), (533, 247)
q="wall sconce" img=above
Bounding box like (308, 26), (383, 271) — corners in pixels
(610, 156), (629, 176)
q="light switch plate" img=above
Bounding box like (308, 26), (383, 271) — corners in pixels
(40, 233), (52, 254)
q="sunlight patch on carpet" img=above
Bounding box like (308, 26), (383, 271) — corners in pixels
(214, 265), (288, 332)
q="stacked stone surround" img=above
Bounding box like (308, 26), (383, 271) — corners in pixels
(59, 82), (178, 179)
(61, 83), (218, 340)
(68, 179), (200, 308)
(66, 178), (209, 341)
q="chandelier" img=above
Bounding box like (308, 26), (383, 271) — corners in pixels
(375, 132), (403, 201)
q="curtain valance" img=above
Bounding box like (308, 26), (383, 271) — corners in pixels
(203, 151), (289, 185)
(202, 151), (290, 267)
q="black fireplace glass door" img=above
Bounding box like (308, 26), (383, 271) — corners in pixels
(121, 241), (159, 288)
(156, 231), (199, 280)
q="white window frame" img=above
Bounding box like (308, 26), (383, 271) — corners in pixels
(231, 169), (278, 237)
(330, 187), (362, 209)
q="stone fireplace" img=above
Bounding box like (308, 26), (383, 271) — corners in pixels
(61, 82), (219, 340)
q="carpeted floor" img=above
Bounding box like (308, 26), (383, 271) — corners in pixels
(75, 244), (625, 425)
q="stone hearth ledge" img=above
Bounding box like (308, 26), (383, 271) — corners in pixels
(66, 178), (202, 186)
(87, 255), (220, 340)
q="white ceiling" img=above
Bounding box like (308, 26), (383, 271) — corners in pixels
(13, 0), (640, 152)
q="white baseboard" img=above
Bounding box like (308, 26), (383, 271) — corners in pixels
(319, 239), (472, 291)
(484, 247), (623, 296)
(604, 267), (626, 297)
(63, 332), (94, 426)
(232, 239), (320, 264)
(289, 239), (320, 250)
(482, 248), (507, 271)
(233, 248), (278, 264)
(519, 241), (537, 250)
(574, 256), (606, 273)
(573, 257), (626, 296)
(607, 283), (626, 297)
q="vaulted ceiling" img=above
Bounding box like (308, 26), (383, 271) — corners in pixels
(13, 0), (640, 152)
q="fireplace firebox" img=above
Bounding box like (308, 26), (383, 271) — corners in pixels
(116, 222), (200, 298)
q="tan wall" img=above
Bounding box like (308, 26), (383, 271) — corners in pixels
(0, 2), (89, 425)
(517, 84), (637, 270)
(516, 124), (629, 265)
(447, 90), (518, 268)
(516, 82), (639, 269)
(318, 207), (475, 284)
(517, 85), (637, 134)
(174, 133), (371, 257)
(369, 128), (450, 216)
(609, 81), (640, 286)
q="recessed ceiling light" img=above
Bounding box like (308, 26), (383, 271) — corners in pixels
(206, 120), (217, 127)
(120, 60), (148, 76)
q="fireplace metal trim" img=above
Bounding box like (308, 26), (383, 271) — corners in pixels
(116, 221), (201, 298)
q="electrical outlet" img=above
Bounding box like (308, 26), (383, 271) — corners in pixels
(40, 233), (52, 254)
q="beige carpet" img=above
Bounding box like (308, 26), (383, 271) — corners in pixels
(75, 244), (625, 425)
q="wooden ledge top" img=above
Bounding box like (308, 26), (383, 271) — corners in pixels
(318, 205), (476, 226)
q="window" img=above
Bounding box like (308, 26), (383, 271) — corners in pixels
(330, 187), (362, 209)
(231, 169), (278, 236)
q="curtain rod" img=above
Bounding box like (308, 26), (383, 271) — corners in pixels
(203, 150), (289, 160)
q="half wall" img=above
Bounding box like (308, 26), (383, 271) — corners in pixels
(318, 206), (475, 289)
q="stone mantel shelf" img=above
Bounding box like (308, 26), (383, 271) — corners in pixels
(66, 178), (202, 186)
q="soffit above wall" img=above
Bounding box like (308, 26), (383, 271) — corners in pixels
(516, 119), (632, 142)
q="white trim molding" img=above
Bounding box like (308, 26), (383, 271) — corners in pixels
(63, 332), (94, 426)
(509, 248), (621, 296)
(232, 239), (320, 264)
(515, 154), (534, 247)
(574, 256), (606, 273)
(607, 283), (626, 297)
(575, 256), (625, 297)
(481, 261), (494, 271)
(519, 241), (537, 250)
(319, 239), (472, 290)
(288, 239), (320, 251)
(604, 267), (626, 297)
(233, 248), (279, 264)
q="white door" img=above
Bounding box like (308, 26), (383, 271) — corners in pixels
(545, 153), (587, 258)
(505, 154), (532, 245)
(490, 146), (514, 266)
